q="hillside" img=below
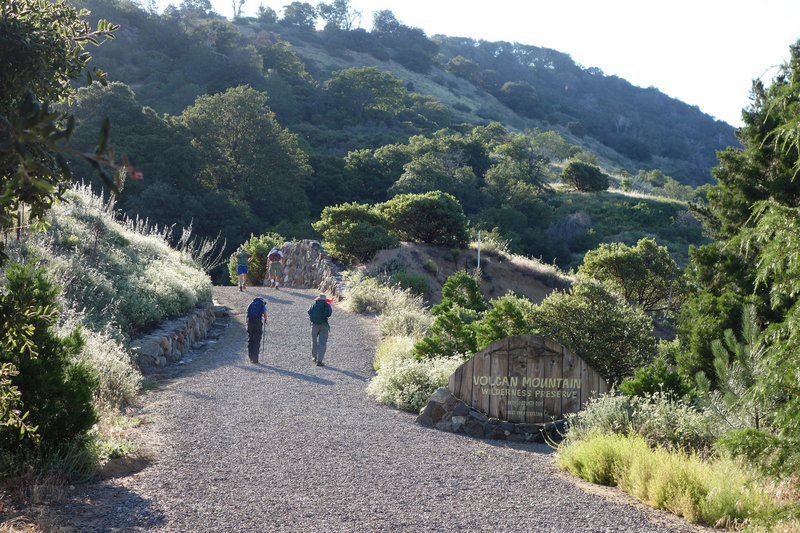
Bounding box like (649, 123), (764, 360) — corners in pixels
(76, 0), (736, 185)
(61, 0), (716, 276)
(364, 242), (571, 307)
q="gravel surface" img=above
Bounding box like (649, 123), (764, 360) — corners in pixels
(48, 286), (714, 532)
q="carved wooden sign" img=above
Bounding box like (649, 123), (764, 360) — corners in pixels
(447, 334), (609, 424)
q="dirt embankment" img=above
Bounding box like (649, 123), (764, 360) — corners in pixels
(362, 242), (572, 305)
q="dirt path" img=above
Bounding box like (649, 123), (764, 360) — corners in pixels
(43, 286), (713, 532)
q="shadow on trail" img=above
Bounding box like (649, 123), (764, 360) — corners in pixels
(321, 365), (370, 382)
(236, 362), (336, 385)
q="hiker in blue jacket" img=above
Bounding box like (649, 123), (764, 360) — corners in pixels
(307, 293), (333, 366)
(246, 297), (268, 363)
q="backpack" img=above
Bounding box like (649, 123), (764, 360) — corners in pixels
(308, 300), (328, 324)
(268, 249), (281, 262)
(247, 298), (264, 321)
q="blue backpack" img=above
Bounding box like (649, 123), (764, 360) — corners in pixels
(247, 298), (264, 321)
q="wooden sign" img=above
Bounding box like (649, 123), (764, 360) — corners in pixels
(447, 334), (608, 424)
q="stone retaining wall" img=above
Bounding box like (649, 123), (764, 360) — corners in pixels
(131, 302), (222, 372)
(267, 240), (344, 299)
(417, 387), (565, 443)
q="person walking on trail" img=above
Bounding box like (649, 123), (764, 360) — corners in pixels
(246, 297), (268, 363)
(307, 293), (333, 366)
(267, 247), (284, 289)
(234, 247), (252, 291)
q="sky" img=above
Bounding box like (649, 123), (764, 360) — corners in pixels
(157, 0), (800, 127)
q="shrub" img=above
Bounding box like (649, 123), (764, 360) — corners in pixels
(342, 272), (432, 337)
(58, 312), (141, 412)
(473, 292), (536, 350)
(227, 232), (285, 286)
(530, 276), (656, 385)
(0, 262), (98, 453)
(373, 336), (416, 371)
(378, 191), (469, 247)
(392, 271), (429, 297)
(562, 392), (718, 452)
(433, 270), (487, 315)
(366, 354), (462, 412)
(619, 351), (688, 400)
(423, 259), (438, 274)
(558, 433), (775, 527)
(313, 202), (398, 264)
(560, 160), (610, 192)
(412, 308), (478, 360)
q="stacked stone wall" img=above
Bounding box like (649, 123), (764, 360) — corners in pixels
(131, 302), (223, 372)
(267, 240), (343, 299)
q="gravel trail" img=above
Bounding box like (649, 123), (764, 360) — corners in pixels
(50, 286), (713, 532)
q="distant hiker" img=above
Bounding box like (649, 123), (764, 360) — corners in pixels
(246, 297), (268, 363)
(307, 293), (333, 366)
(234, 247), (252, 291)
(267, 247), (284, 289)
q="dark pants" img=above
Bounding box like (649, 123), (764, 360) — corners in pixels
(247, 319), (263, 362)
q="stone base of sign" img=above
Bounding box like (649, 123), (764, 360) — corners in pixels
(417, 387), (565, 443)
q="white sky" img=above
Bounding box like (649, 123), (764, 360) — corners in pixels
(157, 0), (800, 127)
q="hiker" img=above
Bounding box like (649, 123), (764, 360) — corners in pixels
(233, 246), (252, 291)
(307, 293), (333, 366)
(246, 297), (268, 363)
(267, 247), (284, 289)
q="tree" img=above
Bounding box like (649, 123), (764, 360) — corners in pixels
(560, 160), (609, 192)
(378, 191), (469, 248)
(0, 262), (97, 452)
(473, 292), (536, 349)
(695, 305), (771, 431)
(578, 238), (686, 314)
(432, 271), (487, 315)
(676, 40), (800, 478)
(312, 202), (398, 264)
(0, 0), (121, 266)
(177, 85), (312, 225)
(388, 153), (479, 210)
(530, 277), (657, 385)
(316, 0), (360, 31)
(325, 67), (406, 120)
(280, 2), (316, 29)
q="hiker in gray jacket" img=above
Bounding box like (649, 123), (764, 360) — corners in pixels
(307, 293), (333, 366)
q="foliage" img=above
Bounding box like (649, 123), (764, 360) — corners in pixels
(472, 292), (536, 350)
(366, 352), (461, 413)
(0, 261), (98, 453)
(423, 259), (438, 274)
(431, 270), (487, 315)
(412, 308), (478, 360)
(324, 67), (406, 122)
(560, 160), (609, 192)
(373, 336), (416, 371)
(0, 0), (121, 266)
(227, 232), (285, 286)
(529, 277), (657, 385)
(0, 362), (37, 440)
(562, 392), (718, 452)
(176, 85), (312, 226)
(557, 432), (775, 528)
(619, 352), (688, 400)
(578, 237), (686, 314)
(674, 41), (800, 480)
(379, 191), (469, 247)
(391, 271), (429, 298)
(695, 304), (772, 432)
(34, 187), (212, 333)
(312, 202), (398, 264)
